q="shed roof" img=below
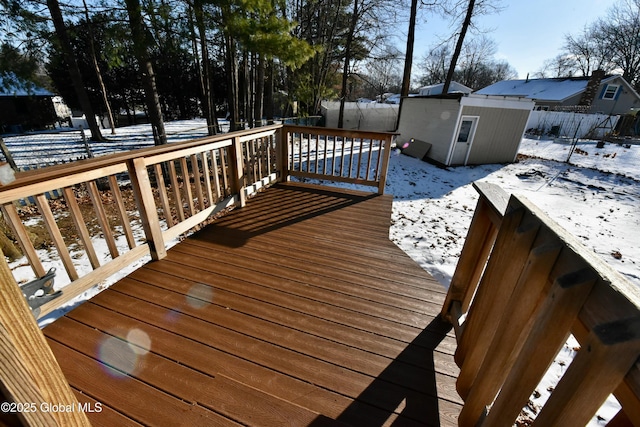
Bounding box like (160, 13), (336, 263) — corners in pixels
(418, 81), (473, 96)
(0, 74), (53, 97)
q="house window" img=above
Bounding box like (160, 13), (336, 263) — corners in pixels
(602, 84), (619, 100)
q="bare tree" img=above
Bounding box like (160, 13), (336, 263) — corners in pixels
(46, 0), (104, 141)
(442, 0), (503, 93)
(82, 0), (116, 135)
(124, 0), (168, 145)
(420, 45), (451, 85)
(564, 26), (613, 77)
(365, 45), (403, 100)
(535, 54), (578, 78)
(593, 0), (640, 89)
(192, 0), (221, 135)
(337, 0), (394, 127)
(420, 35), (515, 89)
(400, 0), (419, 97)
(442, 0), (475, 94)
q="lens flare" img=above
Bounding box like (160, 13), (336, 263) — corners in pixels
(97, 329), (152, 378)
(98, 336), (139, 378)
(127, 329), (151, 355)
(186, 283), (214, 309)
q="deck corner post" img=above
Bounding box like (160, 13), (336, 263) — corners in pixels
(127, 158), (167, 260)
(229, 136), (246, 207)
(276, 125), (289, 183)
(0, 247), (91, 427)
(376, 136), (392, 194)
(441, 198), (495, 322)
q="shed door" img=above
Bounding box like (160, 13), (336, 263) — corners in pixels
(451, 116), (478, 165)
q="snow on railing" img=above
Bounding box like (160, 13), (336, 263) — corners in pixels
(442, 182), (640, 426)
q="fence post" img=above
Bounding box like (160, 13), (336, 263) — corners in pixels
(229, 136), (246, 207)
(0, 137), (18, 171)
(0, 247), (91, 427)
(127, 158), (167, 260)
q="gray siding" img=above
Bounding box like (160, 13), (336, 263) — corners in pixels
(589, 77), (640, 115)
(462, 105), (529, 164)
(397, 98), (460, 164)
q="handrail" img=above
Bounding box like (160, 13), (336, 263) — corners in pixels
(0, 123), (395, 427)
(0, 126), (281, 320)
(0, 124), (393, 321)
(282, 125), (395, 194)
(442, 182), (640, 426)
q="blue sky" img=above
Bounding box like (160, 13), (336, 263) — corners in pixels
(411, 0), (619, 79)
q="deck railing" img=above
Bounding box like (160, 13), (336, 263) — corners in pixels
(0, 124), (392, 321)
(442, 182), (640, 426)
(0, 123), (393, 426)
(283, 125), (393, 194)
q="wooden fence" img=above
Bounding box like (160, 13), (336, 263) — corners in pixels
(442, 182), (640, 426)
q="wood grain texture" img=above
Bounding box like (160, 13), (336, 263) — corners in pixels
(0, 248), (90, 427)
(43, 183), (461, 426)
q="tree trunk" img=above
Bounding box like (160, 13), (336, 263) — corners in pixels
(243, 51), (252, 129)
(46, 0), (104, 142)
(443, 0), (476, 94)
(82, 0), (116, 135)
(124, 0), (168, 145)
(193, 0), (220, 135)
(264, 58), (275, 124)
(254, 54), (265, 127)
(338, 0), (359, 128)
(400, 0), (418, 98)
(225, 33), (240, 132)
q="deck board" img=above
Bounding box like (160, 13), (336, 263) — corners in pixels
(44, 182), (461, 426)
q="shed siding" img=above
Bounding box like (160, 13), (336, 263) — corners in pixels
(461, 105), (529, 164)
(396, 97), (460, 164)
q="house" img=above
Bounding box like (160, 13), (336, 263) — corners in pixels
(475, 72), (640, 115)
(418, 81), (473, 96)
(397, 93), (534, 166)
(0, 75), (58, 133)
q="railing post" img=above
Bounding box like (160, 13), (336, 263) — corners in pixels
(531, 318), (640, 426)
(276, 125), (289, 183)
(482, 267), (598, 426)
(376, 136), (392, 194)
(127, 158), (167, 260)
(441, 182), (509, 322)
(0, 247), (91, 427)
(229, 136), (246, 207)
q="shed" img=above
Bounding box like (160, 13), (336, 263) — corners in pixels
(397, 94), (534, 166)
(0, 75), (57, 133)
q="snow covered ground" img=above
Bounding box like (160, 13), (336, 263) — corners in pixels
(388, 137), (640, 289)
(3, 119), (639, 424)
(384, 137), (639, 424)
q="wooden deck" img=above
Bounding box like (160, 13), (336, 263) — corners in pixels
(43, 182), (462, 427)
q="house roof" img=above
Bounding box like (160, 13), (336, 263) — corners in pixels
(474, 75), (622, 102)
(418, 81), (473, 95)
(0, 74), (53, 97)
